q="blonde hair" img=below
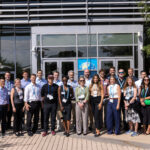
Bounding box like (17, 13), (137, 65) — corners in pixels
(14, 78), (21, 83)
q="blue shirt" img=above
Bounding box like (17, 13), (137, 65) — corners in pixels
(36, 77), (47, 89)
(53, 79), (63, 86)
(21, 78), (31, 89)
(5, 80), (14, 95)
(0, 87), (9, 105)
(67, 79), (78, 93)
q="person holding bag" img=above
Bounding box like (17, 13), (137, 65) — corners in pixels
(123, 77), (140, 137)
(58, 76), (74, 137)
(89, 74), (104, 137)
(75, 76), (89, 135)
(139, 76), (150, 134)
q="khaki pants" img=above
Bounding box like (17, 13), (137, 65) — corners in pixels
(76, 103), (88, 134)
(71, 101), (76, 126)
(56, 105), (63, 129)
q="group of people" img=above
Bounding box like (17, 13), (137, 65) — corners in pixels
(0, 67), (150, 138)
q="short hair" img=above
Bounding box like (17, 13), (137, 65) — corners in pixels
(0, 76), (5, 80)
(30, 74), (36, 77)
(140, 70), (146, 74)
(62, 75), (68, 80)
(53, 71), (59, 75)
(109, 67), (115, 70)
(5, 71), (11, 75)
(78, 75), (85, 82)
(14, 78), (21, 83)
(118, 68), (124, 72)
(128, 68), (133, 71)
(68, 70), (74, 76)
(99, 69), (105, 73)
(37, 70), (43, 73)
(22, 70), (28, 74)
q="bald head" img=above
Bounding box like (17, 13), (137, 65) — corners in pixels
(84, 69), (90, 79)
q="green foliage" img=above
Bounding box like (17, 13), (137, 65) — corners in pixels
(143, 44), (150, 56)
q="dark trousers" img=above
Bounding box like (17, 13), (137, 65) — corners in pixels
(40, 104), (44, 129)
(7, 98), (12, 128)
(103, 98), (108, 128)
(91, 96), (102, 130)
(107, 100), (120, 134)
(27, 101), (40, 133)
(13, 103), (24, 133)
(43, 103), (57, 132)
(0, 105), (8, 134)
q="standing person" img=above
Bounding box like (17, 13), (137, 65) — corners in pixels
(128, 68), (138, 82)
(41, 75), (59, 137)
(53, 71), (63, 132)
(0, 77), (9, 137)
(99, 69), (109, 128)
(67, 70), (78, 132)
(107, 76), (121, 135)
(58, 76), (74, 137)
(10, 78), (24, 136)
(24, 74), (41, 136)
(75, 76), (89, 135)
(84, 69), (93, 131)
(5, 72), (14, 129)
(116, 69), (127, 131)
(123, 77), (140, 137)
(36, 70), (47, 129)
(21, 71), (31, 89)
(139, 76), (150, 134)
(107, 67), (118, 80)
(89, 74), (104, 137)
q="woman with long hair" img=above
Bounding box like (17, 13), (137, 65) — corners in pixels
(10, 78), (24, 136)
(123, 77), (140, 136)
(107, 76), (121, 135)
(139, 76), (150, 134)
(89, 74), (104, 137)
(58, 76), (74, 137)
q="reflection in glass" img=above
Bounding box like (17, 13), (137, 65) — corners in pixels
(37, 35), (40, 46)
(45, 62), (57, 79)
(42, 34), (76, 46)
(98, 46), (132, 57)
(101, 61), (114, 75)
(62, 62), (74, 77)
(98, 33), (133, 45)
(78, 34), (97, 45)
(42, 47), (76, 58)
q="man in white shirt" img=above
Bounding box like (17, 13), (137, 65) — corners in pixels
(53, 71), (63, 131)
(24, 74), (41, 136)
(67, 70), (78, 132)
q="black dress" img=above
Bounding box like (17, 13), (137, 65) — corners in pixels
(60, 85), (72, 121)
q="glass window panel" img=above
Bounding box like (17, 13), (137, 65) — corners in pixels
(98, 46), (133, 57)
(42, 47), (76, 58)
(134, 33), (138, 44)
(37, 35), (40, 46)
(135, 70), (138, 78)
(78, 71), (97, 79)
(98, 33), (133, 45)
(78, 46), (97, 57)
(62, 62), (74, 76)
(101, 61), (114, 75)
(78, 34), (97, 45)
(118, 61), (130, 75)
(134, 46), (138, 68)
(42, 34), (76, 46)
(45, 62), (57, 79)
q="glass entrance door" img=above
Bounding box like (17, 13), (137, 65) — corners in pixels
(43, 60), (77, 80)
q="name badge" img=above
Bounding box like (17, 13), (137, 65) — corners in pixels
(61, 92), (65, 95)
(47, 94), (53, 100)
(62, 98), (67, 103)
(125, 97), (130, 100)
(104, 82), (107, 86)
(8, 92), (10, 95)
(121, 89), (124, 93)
(78, 95), (85, 99)
(93, 91), (97, 97)
(110, 99), (113, 103)
(19, 95), (23, 99)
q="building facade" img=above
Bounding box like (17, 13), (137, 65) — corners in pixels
(0, 0), (149, 79)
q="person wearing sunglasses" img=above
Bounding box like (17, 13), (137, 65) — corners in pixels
(89, 74), (104, 137)
(58, 76), (74, 137)
(139, 76), (150, 134)
(107, 76), (121, 135)
(116, 69), (128, 131)
(75, 76), (89, 135)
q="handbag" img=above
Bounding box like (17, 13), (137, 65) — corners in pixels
(144, 99), (150, 105)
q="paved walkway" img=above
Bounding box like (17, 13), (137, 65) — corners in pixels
(0, 130), (150, 150)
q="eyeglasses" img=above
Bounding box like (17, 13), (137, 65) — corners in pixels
(144, 79), (149, 81)
(119, 72), (124, 74)
(80, 80), (85, 82)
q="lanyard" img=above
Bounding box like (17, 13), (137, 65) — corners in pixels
(32, 85), (36, 96)
(0, 88), (5, 98)
(109, 85), (115, 98)
(126, 86), (134, 97)
(118, 78), (125, 89)
(79, 86), (85, 96)
(142, 88), (149, 98)
(48, 85), (54, 95)
(6, 81), (11, 91)
(62, 85), (69, 99)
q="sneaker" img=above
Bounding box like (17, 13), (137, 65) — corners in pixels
(131, 132), (138, 137)
(125, 130), (133, 135)
(42, 132), (47, 137)
(51, 131), (56, 136)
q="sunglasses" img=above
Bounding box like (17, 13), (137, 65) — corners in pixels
(80, 80), (85, 82)
(144, 79), (149, 81)
(119, 72), (124, 74)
